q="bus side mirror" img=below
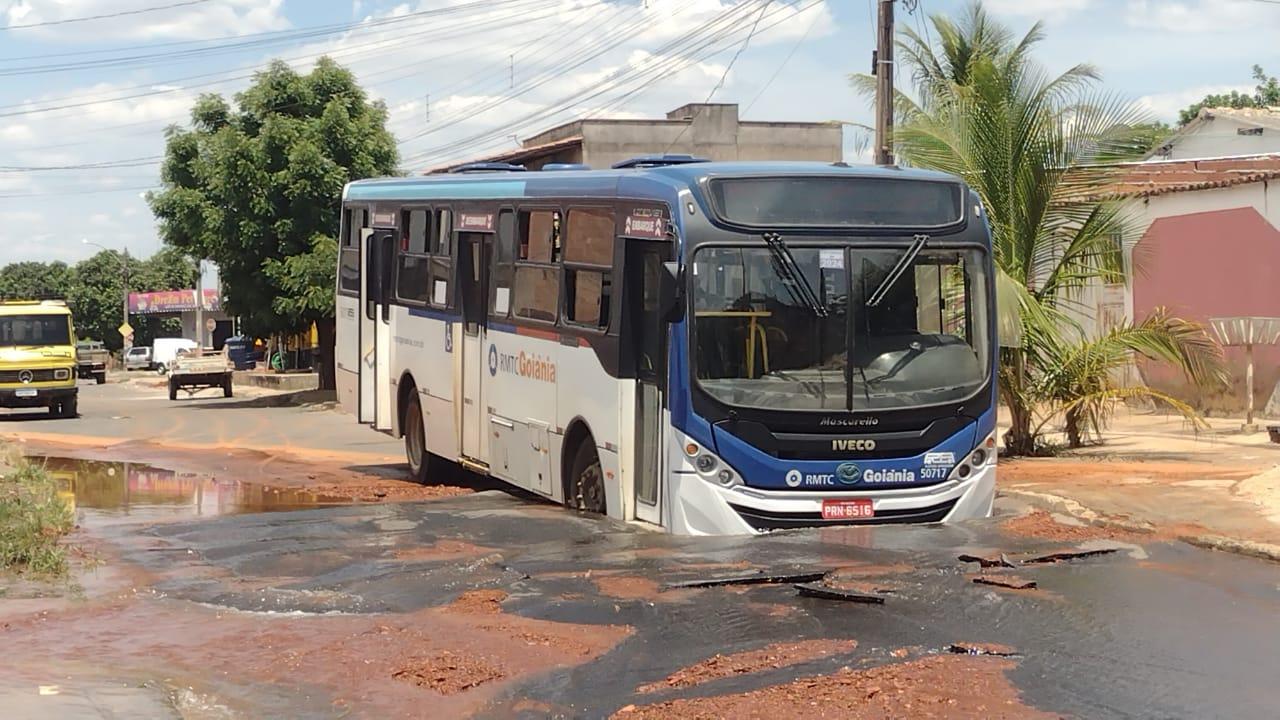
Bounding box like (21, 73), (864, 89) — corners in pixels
(659, 262), (684, 323)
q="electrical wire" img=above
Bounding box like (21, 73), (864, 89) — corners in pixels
(743, 1), (823, 116)
(2, 0), (212, 31)
(664, 0), (773, 153)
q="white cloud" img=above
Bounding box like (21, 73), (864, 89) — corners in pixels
(986, 0), (1092, 20)
(1137, 84), (1254, 122)
(1125, 0), (1278, 34)
(2, 0), (289, 40)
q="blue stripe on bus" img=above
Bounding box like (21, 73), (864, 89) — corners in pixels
(408, 306), (459, 322)
(346, 180), (528, 202)
(489, 321), (517, 334)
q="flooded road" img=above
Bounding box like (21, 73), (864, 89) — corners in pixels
(35, 456), (349, 526)
(5, 457), (1280, 718)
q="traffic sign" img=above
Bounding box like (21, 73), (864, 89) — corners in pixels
(118, 322), (134, 337)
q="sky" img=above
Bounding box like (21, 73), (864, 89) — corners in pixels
(1, 0), (1278, 267)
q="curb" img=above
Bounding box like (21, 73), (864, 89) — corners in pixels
(998, 488), (1280, 563)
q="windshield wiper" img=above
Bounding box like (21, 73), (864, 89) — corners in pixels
(866, 234), (929, 307)
(763, 233), (828, 318)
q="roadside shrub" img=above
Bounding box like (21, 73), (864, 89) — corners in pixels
(0, 450), (75, 576)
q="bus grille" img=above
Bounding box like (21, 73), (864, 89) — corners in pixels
(0, 369), (58, 383)
(728, 498), (958, 532)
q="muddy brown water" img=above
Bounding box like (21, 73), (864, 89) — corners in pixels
(9, 456), (1280, 719)
(33, 456), (347, 526)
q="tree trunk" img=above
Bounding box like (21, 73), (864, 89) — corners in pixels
(1001, 349), (1038, 456)
(316, 318), (336, 391)
(1064, 405), (1084, 449)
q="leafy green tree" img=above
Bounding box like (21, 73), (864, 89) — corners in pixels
(852, 1), (1226, 455)
(1177, 65), (1280, 126)
(67, 251), (128, 349)
(149, 57), (398, 389)
(0, 261), (73, 300)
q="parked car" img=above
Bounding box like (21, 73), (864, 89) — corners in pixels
(75, 340), (109, 385)
(124, 346), (153, 371)
(152, 337), (198, 375)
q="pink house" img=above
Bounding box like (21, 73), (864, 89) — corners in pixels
(1081, 154), (1280, 411)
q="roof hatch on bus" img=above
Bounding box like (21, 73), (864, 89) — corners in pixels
(704, 175), (965, 230)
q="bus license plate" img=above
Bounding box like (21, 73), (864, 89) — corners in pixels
(822, 499), (874, 521)
(14, 389), (38, 398)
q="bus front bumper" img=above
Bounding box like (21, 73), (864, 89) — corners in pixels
(668, 463), (996, 536)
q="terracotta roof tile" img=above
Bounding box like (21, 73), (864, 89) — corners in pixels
(1063, 154), (1280, 202)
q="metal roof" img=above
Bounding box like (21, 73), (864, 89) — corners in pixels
(347, 162), (963, 203)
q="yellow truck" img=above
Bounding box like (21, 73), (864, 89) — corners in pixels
(0, 299), (79, 418)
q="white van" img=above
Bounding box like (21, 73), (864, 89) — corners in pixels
(152, 338), (198, 374)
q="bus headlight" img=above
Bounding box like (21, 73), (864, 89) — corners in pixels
(53, 368), (71, 381)
(951, 434), (996, 482)
(694, 453), (718, 473)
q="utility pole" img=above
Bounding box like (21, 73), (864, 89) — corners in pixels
(121, 248), (130, 350)
(874, 0), (895, 166)
(195, 258), (204, 349)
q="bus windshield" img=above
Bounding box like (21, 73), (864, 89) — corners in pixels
(692, 243), (990, 411)
(0, 315), (72, 348)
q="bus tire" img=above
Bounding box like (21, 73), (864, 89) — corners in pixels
(569, 440), (606, 515)
(404, 393), (430, 483)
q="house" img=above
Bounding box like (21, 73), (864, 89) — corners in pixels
(1151, 107), (1280, 160)
(427, 103), (844, 173)
(1075, 154), (1280, 411)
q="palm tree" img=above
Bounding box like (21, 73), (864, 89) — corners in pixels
(853, 2), (1225, 455)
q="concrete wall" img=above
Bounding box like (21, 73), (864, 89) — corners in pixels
(574, 104), (841, 169)
(1077, 181), (1280, 412)
(1164, 116), (1280, 160)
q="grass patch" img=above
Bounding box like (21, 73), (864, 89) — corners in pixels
(1, 450), (75, 576)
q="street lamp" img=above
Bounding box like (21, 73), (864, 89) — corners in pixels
(82, 239), (131, 348)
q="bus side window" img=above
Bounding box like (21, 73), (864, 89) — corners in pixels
(491, 211), (516, 318)
(430, 209), (453, 308)
(396, 209), (431, 304)
(338, 208), (364, 296)
(512, 209), (560, 323)
(562, 208), (614, 329)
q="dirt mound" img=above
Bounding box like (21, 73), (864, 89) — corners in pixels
(445, 590), (508, 615)
(392, 651), (504, 694)
(1001, 510), (1143, 542)
(638, 640), (856, 694)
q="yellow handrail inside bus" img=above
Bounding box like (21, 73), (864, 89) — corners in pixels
(694, 310), (773, 378)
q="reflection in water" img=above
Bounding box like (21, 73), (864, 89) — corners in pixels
(37, 457), (342, 524)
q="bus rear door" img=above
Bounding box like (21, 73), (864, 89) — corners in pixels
(457, 221), (494, 466)
(363, 221), (396, 431)
(629, 239), (671, 526)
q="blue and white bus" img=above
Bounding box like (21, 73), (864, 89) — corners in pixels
(336, 157), (997, 535)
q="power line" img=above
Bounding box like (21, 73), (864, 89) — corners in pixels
(743, 2), (823, 116)
(2, 0), (213, 31)
(664, 0), (774, 153)
(409, 0), (812, 168)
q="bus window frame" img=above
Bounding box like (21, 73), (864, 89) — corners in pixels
(510, 203), (563, 328)
(490, 207), (517, 321)
(338, 206), (366, 298)
(560, 205), (616, 333)
(394, 205), (434, 307)
(429, 207), (455, 310)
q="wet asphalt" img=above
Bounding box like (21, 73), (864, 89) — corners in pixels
(103, 489), (1280, 720)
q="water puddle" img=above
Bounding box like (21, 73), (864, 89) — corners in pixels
(33, 456), (347, 526)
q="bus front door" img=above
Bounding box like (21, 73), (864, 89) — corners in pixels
(629, 240), (670, 526)
(369, 228), (396, 432)
(458, 233), (491, 465)
(357, 228), (376, 424)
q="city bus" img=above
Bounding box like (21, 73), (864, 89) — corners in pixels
(335, 157), (997, 535)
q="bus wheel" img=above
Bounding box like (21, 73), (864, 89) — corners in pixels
(404, 393), (429, 483)
(570, 441), (606, 514)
